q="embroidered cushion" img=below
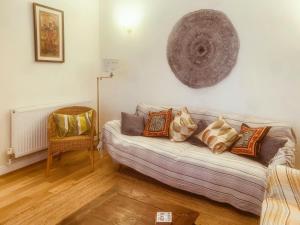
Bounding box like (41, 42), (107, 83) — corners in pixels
(195, 116), (240, 154)
(143, 109), (172, 137)
(169, 107), (198, 142)
(121, 112), (144, 136)
(53, 110), (93, 137)
(231, 123), (271, 157)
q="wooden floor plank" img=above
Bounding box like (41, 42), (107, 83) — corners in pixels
(0, 150), (259, 225)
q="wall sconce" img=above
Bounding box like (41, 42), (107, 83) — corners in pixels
(116, 5), (142, 33)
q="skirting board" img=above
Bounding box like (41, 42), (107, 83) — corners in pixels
(0, 150), (47, 176)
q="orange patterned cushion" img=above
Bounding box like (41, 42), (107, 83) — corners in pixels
(231, 124), (271, 157)
(143, 109), (172, 137)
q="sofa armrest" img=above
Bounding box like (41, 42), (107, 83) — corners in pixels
(97, 120), (121, 152)
(268, 139), (296, 168)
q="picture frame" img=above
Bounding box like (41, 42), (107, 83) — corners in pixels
(33, 3), (64, 63)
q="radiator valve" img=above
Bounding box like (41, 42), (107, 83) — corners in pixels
(7, 148), (14, 165)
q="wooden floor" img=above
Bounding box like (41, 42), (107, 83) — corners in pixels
(0, 150), (259, 225)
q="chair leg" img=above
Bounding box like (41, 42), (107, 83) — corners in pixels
(46, 151), (53, 176)
(92, 148), (94, 170)
(89, 147), (94, 171)
(57, 151), (62, 161)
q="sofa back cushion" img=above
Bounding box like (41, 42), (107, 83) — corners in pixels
(121, 112), (144, 136)
(136, 103), (296, 144)
(260, 137), (287, 165)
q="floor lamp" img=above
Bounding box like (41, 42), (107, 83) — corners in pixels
(96, 72), (114, 143)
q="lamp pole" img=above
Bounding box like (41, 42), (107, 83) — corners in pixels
(96, 72), (114, 142)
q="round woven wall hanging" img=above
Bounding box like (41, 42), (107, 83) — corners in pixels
(167, 9), (239, 88)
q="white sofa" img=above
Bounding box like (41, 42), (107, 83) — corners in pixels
(101, 103), (296, 216)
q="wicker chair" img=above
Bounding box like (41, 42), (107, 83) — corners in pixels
(46, 106), (96, 176)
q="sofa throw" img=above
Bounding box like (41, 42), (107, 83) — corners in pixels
(195, 116), (240, 154)
(231, 123), (270, 158)
(143, 109), (172, 137)
(53, 110), (93, 137)
(260, 165), (300, 225)
(169, 107), (197, 142)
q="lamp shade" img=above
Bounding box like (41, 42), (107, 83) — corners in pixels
(102, 58), (120, 74)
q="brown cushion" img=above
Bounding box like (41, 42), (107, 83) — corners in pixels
(187, 120), (209, 147)
(143, 109), (173, 137)
(121, 112), (144, 136)
(259, 136), (287, 165)
(231, 123), (271, 158)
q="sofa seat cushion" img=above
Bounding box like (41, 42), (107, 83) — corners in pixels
(103, 120), (267, 215)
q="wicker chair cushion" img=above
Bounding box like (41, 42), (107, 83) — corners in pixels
(53, 110), (93, 137)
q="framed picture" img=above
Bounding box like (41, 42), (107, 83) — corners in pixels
(33, 3), (64, 63)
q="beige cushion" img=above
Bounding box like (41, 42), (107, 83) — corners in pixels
(169, 107), (197, 142)
(195, 116), (239, 154)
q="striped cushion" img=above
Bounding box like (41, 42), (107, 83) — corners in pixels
(169, 107), (197, 142)
(53, 110), (93, 137)
(260, 166), (300, 225)
(196, 117), (240, 154)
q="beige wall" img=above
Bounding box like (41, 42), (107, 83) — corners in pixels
(0, 0), (100, 166)
(1, 0), (300, 169)
(99, 0), (300, 168)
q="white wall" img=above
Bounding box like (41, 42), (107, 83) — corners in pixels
(99, 0), (300, 168)
(0, 0), (100, 166)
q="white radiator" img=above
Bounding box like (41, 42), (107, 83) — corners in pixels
(11, 101), (91, 158)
